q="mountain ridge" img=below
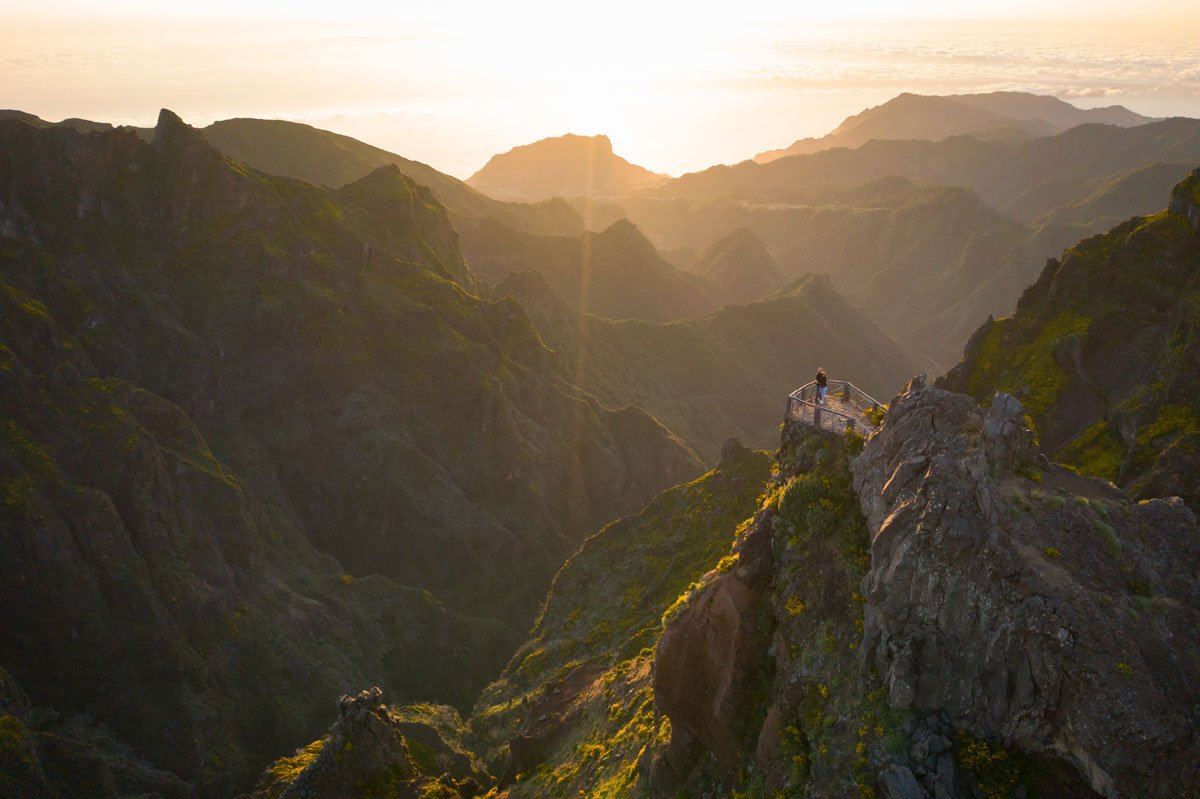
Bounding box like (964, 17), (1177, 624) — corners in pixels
(753, 90), (1153, 164)
(0, 109), (702, 795)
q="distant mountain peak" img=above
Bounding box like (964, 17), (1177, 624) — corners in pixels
(754, 90), (1154, 164)
(467, 133), (666, 202)
(687, 227), (785, 305)
(550, 132), (613, 150)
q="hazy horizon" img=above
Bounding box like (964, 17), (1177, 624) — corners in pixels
(4, 2), (1200, 178)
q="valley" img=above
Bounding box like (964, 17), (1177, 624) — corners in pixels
(2, 85), (1200, 799)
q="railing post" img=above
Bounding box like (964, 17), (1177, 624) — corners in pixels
(814, 405), (822, 430)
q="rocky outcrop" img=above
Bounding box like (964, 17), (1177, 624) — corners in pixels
(940, 169), (1200, 510)
(250, 688), (488, 799)
(852, 381), (1200, 797)
(269, 688), (414, 799)
(650, 506), (775, 780)
(1169, 165), (1200, 231)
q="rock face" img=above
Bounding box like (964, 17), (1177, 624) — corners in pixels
(250, 688), (488, 799)
(650, 505), (775, 776)
(466, 443), (772, 798)
(940, 168), (1200, 510)
(0, 111), (701, 794)
(852, 381), (1200, 797)
(272, 688), (414, 799)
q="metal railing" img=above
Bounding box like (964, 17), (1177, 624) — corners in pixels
(786, 379), (885, 436)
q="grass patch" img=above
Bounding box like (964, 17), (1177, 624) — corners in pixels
(966, 311), (1090, 420)
(258, 738), (325, 798)
(1056, 420), (1124, 483)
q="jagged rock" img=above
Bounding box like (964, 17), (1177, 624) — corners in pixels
(852, 379), (1200, 797)
(651, 508), (775, 773)
(275, 687), (414, 799)
(880, 765), (925, 799)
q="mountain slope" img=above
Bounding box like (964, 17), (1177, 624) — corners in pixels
(459, 216), (718, 322)
(941, 167), (1200, 508)
(200, 117), (585, 235)
(753, 91), (1151, 163)
(0, 111), (703, 793)
(276, 384), (1200, 798)
(468, 134), (667, 201)
(466, 441), (772, 793)
(951, 90), (1150, 129)
(611, 181), (1038, 370)
(252, 441), (773, 799)
(1, 111), (584, 236)
(687, 227), (785, 305)
(496, 270), (921, 461)
(673, 118), (1200, 221)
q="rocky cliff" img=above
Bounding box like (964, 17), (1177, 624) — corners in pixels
(649, 380), (1200, 798)
(941, 166), (1200, 509)
(0, 111), (700, 795)
(246, 375), (1200, 798)
(250, 442), (773, 798)
(853, 380), (1200, 798)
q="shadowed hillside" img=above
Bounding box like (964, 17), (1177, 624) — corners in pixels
(0, 111), (702, 796)
(200, 118), (586, 235)
(0, 111), (585, 237)
(608, 181), (1038, 369)
(459, 216), (719, 322)
(686, 227), (786, 305)
(942, 166), (1200, 508)
(496, 270), (922, 461)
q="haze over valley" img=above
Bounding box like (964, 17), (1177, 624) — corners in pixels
(3, 3), (1200, 798)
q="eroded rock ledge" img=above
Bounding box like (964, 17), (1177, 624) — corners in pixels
(852, 378), (1200, 797)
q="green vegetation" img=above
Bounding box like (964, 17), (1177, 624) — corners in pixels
(258, 739), (326, 799)
(954, 731), (1023, 799)
(1092, 518), (1121, 555)
(1057, 420), (1124, 482)
(966, 311), (1090, 419)
(470, 446), (772, 797)
(1133, 404), (1199, 471)
(0, 714), (37, 767)
(949, 180), (1200, 509)
(709, 429), (881, 799)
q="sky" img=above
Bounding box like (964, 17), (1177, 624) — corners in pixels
(3, 1), (1200, 178)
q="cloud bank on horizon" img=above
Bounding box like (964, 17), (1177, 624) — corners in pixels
(2, 5), (1198, 177)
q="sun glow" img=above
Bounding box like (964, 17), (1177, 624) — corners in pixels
(3, 1), (1199, 176)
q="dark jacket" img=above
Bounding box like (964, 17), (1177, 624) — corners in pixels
(816, 371), (827, 387)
